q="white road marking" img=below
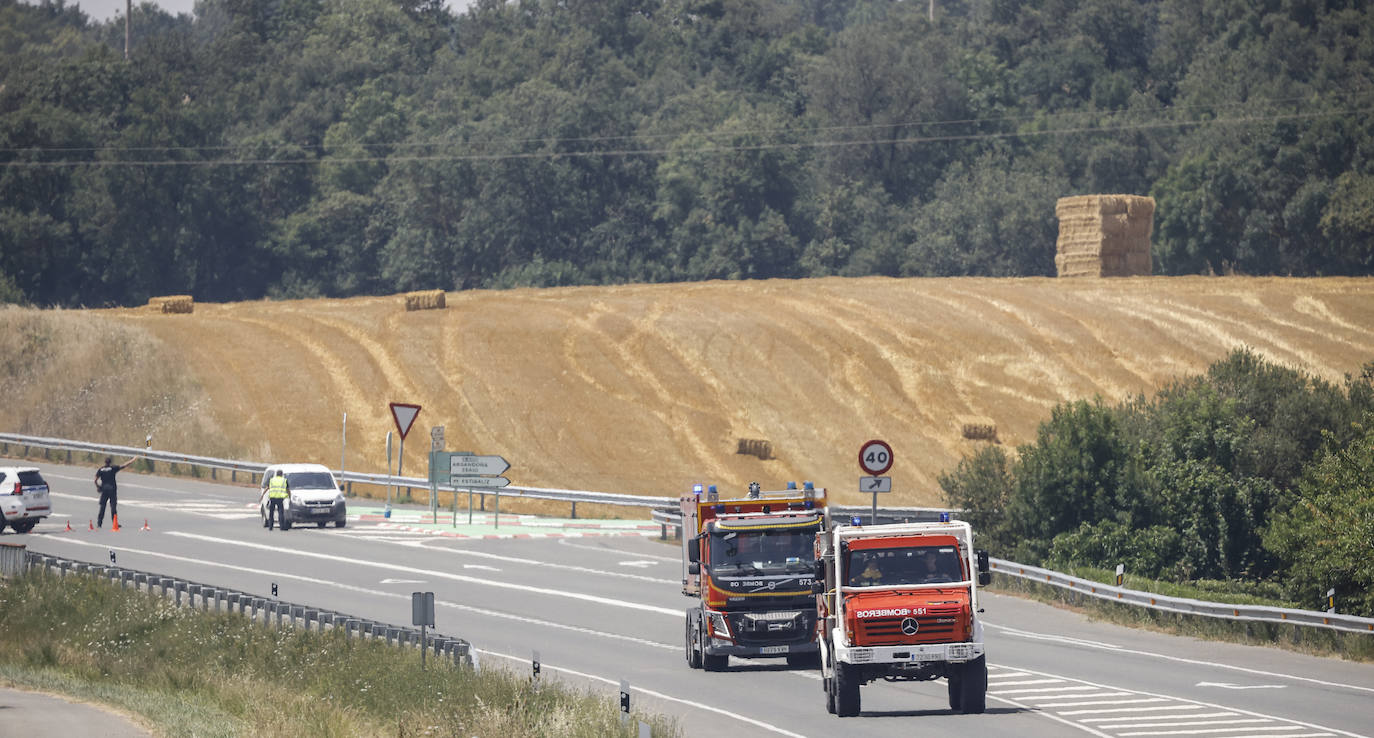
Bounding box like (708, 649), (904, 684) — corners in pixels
(478, 649), (809, 738)
(619, 560), (659, 568)
(1084, 713), (1241, 723)
(1196, 682), (1287, 690)
(991, 665), (1366, 738)
(36, 537), (804, 737)
(379, 578), (425, 584)
(1109, 719), (1275, 729)
(364, 533), (677, 584)
(556, 537), (681, 562)
(995, 686), (1106, 695)
(987, 619), (1374, 696)
(166, 531), (683, 616)
(1118, 728), (1330, 736)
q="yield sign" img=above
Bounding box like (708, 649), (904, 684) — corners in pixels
(389, 402), (422, 440)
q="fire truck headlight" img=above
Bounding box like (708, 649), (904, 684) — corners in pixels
(709, 612), (731, 639)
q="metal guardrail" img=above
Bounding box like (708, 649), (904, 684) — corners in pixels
(0, 432), (674, 513)
(15, 547), (476, 667)
(11, 433), (1365, 635)
(990, 557), (1374, 635)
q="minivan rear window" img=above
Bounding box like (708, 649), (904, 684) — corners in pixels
(17, 471), (47, 487)
(287, 472), (336, 490)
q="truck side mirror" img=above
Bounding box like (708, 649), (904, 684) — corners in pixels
(814, 561), (826, 581)
(688, 562), (700, 575)
(687, 538), (700, 563)
(811, 580), (825, 594)
(975, 549), (990, 574)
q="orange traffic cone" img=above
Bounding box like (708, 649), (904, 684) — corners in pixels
(141, 519), (150, 531)
(112, 514), (120, 532)
(66, 520), (72, 532)
(89, 519), (94, 531)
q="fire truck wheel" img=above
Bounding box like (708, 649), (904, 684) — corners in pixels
(834, 662), (861, 717)
(703, 652), (729, 671)
(685, 616), (702, 669)
(947, 669), (963, 712)
(824, 675), (837, 714)
(958, 656), (987, 714)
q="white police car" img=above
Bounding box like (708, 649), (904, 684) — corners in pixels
(0, 466), (52, 534)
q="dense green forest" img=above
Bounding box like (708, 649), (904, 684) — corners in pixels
(2, 0), (1372, 307)
(942, 349), (1374, 616)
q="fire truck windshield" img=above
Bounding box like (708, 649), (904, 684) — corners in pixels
(846, 546), (963, 587)
(709, 527), (815, 575)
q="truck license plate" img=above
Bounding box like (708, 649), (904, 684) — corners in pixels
(909, 651), (938, 662)
(760, 645), (789, 655)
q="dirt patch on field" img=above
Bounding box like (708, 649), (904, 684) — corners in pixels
(45, 276), (1374, 506)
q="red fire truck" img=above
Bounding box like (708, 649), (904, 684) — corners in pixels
(814, 519), (992, 716)
(682, 481), (829, 671)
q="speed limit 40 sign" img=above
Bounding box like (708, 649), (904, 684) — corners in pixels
(859, 439), (893, 475)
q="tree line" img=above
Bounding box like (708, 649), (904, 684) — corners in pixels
(1, 0), (1372, 308)
(942, 349), (1374, 616)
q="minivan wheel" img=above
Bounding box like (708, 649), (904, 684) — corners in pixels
(11, 520), (35, 533)
(334, 519), (346, 528)
(317, 521), (326, 528)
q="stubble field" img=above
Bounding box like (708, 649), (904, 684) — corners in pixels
(74, 275), (1373, 508)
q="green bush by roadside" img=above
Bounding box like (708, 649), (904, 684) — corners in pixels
(0, 570), (679, 738)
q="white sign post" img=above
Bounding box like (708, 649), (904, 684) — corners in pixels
(390, 403), (421, 505)
(429, 426), (444, 522)
(859, 440), (894, 524)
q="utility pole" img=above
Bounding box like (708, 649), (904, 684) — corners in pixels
(124, 0), (131, 59)
(929, 0), (935, 22)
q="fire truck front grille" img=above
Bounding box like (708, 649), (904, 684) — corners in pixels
(858, 610), (963, 646)
(728, 610), (815, 646)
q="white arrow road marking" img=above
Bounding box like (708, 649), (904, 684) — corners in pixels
(380, 578), (426, 584)
(618, 560), (657, 568)
(1195, 682), (1287, 690)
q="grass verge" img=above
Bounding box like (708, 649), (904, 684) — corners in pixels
(0, 570), (680, 737)
(990, 573), (1374, 663)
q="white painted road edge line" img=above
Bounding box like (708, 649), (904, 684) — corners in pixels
(37, 534), (1370, 738)
(40, 537), (810, 737)
(478, 649), (808, 738)
(165, 531), (683, 616)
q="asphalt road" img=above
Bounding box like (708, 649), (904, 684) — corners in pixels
(9, 460), (1374, 738)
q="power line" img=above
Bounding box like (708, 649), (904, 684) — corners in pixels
(1, 105), (1367, 169)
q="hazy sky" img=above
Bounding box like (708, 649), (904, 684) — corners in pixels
(49, 0), (474, 23)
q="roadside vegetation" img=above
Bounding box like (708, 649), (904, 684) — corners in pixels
(0, 307), (239, 458)
(988, 575), (1374, 663)
(945, 348), (1374, 618)
(0, 570), (679, 737)
(2, 0), (1373, 308)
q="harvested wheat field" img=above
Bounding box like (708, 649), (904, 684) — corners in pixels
(99, 276), (1373, 508)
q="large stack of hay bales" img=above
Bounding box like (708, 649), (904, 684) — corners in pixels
(403, 290), (446, 311)
(1055, 195), (1155, 277)
(148, 295), (194, 314)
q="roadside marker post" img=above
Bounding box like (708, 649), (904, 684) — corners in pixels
(1116, 564), (1125, 587)
(619, 679), (630, 725)
(531, 650), (541, 688)
(412, 591), (435, 669)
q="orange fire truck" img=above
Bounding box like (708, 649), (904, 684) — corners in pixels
(813, 518), (992, 716)
(682, 481), (829, 671)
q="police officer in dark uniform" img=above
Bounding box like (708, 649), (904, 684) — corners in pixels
(94, 454), (139, 529)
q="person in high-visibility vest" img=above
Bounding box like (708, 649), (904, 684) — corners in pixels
(266, 470), (289, 531)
